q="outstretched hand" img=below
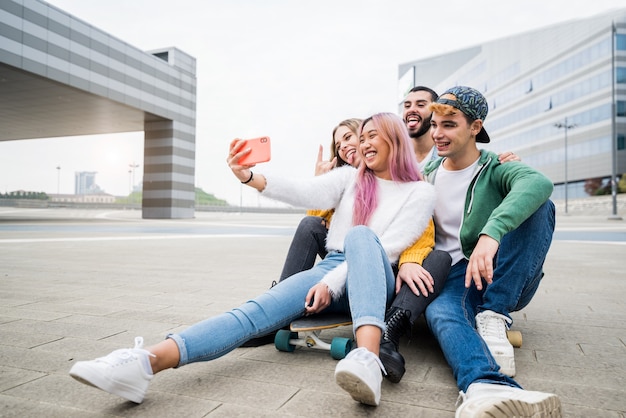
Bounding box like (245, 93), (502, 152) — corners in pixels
(465, 234), (499, 290)
(396, 262), (435, 296)
(227, 138), (255, 182)
(315, 145), (337, 176)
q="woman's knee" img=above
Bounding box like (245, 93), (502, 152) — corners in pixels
(424, 250), (452, 266)
(296, 215), (325, 232)
(422, 250), (451, 290)
(346, 225), (374, 238)
(344, 225), (377, 245)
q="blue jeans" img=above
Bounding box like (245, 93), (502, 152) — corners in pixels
(170, 226), (396, 366)
(425, 200), (555, 392)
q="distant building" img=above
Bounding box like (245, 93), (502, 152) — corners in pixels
(74, 172), (103, 195)
(50, 193), (115, 204)
(398, 9), (626, 201)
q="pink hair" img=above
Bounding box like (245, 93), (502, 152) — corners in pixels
(353, 113), (422, 225)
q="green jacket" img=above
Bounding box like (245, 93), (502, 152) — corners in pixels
(423, 149), (553, 259)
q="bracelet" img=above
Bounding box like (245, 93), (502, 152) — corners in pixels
(241, 171), (254, 184)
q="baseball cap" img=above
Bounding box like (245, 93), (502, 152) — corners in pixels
(435, 86), (490, 143)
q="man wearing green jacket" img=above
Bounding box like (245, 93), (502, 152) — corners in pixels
(404, 86), (561, 417)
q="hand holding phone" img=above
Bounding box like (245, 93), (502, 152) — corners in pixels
(238, 136), (271, 165)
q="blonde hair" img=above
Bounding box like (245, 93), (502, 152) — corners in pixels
(331, 118), (362, 167)
(428, 102), (457, 116)
(429, 100), (474, 125)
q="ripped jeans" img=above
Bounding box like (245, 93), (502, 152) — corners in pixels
(169, 226), (396, 366)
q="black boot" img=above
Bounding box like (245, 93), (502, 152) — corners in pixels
(379, 307), (410, 383)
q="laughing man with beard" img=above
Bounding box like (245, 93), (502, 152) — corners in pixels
(402, 86), (440, 171)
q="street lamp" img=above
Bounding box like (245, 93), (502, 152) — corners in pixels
(129, 162), (140, 193)
(554, 118), (576, 214)
(56, 166), (61, 195)
(609, 21), (622, 220)
(128, 169), (132, 195)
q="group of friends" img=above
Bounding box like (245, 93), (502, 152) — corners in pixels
(69, 86), (562, 417)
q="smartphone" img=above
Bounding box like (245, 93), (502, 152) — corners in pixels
(238, 136), (271, 165)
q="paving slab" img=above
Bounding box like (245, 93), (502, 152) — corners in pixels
(0, 207), (624, 417)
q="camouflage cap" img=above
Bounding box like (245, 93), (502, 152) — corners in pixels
(436, 86), (490, 143)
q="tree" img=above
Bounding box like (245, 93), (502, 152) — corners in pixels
(195, 188), (228, 206)
(584, 178), (603, 196)
(618, 174), (626, 194)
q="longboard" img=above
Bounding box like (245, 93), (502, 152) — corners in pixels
(506, 330), (522, 348)
(274, 312), (354, 360)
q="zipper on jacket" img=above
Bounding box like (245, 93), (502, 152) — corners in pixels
(466, 156), (491, 214)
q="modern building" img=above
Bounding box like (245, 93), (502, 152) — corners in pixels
(0, 0), (197, 218)
(398, 9), (626, 207)
(74, 171), (99, 195)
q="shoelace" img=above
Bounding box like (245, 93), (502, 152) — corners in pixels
(476, 312), (511, 340)
(455, 390), (467, 408)
(348, 347), (388, 375)
(95, 336), (155, 365)
(382, 309), (409, 346)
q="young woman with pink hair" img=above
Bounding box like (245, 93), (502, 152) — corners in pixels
(69, 113), (435, 407)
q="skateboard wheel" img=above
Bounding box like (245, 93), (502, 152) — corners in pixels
(507, 330), (522, 348)
(330, 337), (353, 360)
(274, 330), (297, 352)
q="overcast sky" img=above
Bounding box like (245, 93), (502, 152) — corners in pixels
(1, 0), (624, 206)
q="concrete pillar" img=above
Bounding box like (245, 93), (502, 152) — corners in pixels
(142, 118), (196, 219)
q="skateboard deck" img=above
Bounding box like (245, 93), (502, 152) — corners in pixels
(290, 312), (353, 332)
(274, 312), (354, 360)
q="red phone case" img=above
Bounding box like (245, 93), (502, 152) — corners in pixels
(239, 136), (271, 165)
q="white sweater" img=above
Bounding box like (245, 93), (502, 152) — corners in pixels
(262, 165), (435, 299)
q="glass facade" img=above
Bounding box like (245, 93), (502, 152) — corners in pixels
(398, 10), (626, 203)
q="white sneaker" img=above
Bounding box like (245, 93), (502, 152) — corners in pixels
(455, 383), (562, 418)
(334, 347), (385, 406)
(69, 337), (155, 403)
(475, 310), (516, 376)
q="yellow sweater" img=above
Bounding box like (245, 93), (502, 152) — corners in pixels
(306, 209), (334, 226)
(398, 218), (435, 266)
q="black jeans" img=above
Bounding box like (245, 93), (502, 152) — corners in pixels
(389, 249), (451, 324)
(279, 215), (328, 281)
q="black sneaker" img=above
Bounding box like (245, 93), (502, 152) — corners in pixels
(379, 340), (406, 383)
(240, 330), (278, 347)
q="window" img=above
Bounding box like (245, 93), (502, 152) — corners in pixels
(617, 34), (626, 51)
(617, 67), (626, 84)
(618, 101), (626, 117)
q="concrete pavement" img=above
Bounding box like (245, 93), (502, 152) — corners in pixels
(0, 207), (624, 417)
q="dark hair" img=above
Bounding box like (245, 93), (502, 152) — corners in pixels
(408, 86), (438, 102)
